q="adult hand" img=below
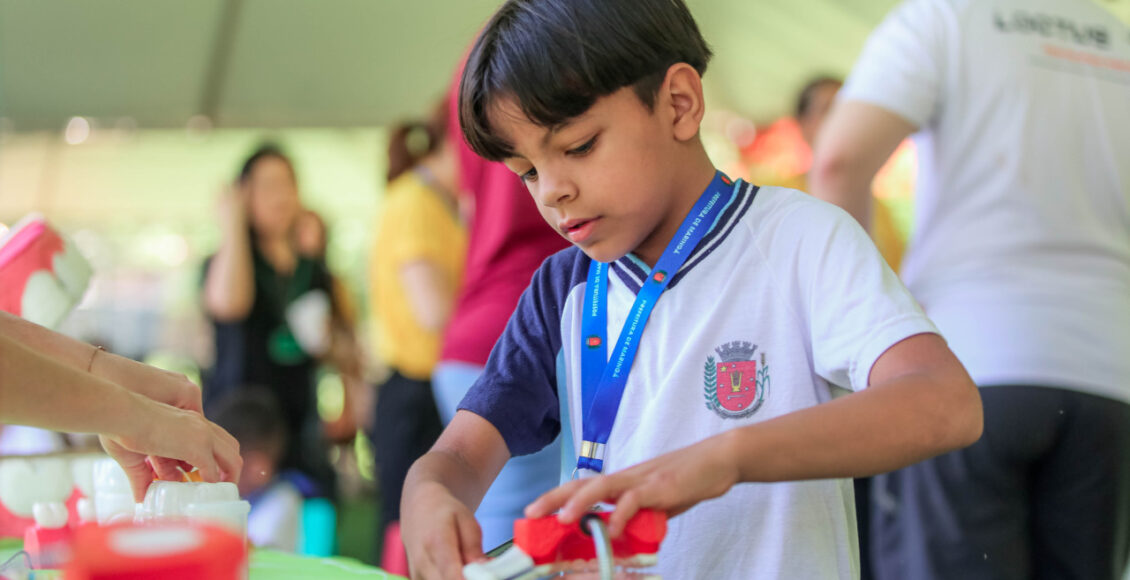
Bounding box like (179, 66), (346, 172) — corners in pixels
(90, 350), (203, 414)
(217, 183), (249, 236)
(524, 433), (740, 538)
(100, 393), (242, 502)
(401, 480), (484, 579)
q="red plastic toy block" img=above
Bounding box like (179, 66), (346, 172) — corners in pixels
(24, 523), (72, 569)
(514, 509), (666, 566)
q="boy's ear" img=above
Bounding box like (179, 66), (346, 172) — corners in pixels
(661, 63), (706, 142)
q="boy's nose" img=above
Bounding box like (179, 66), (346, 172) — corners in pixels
(536, 174), (578, 208)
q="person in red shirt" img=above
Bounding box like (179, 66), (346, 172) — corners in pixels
(428, 67), (570, 551)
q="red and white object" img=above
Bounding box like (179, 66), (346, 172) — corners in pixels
(23, 502), (73, 569)
(64, 521), (246, 580)
(0, 457), (77, 539)
(0, 213), (92, 329)
(463, 509), (667, 580)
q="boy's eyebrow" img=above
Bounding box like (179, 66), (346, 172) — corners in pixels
(542, 114), (594, 148)
(542, 120), (575, 147)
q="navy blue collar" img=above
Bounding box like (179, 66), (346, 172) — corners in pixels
(611, 179), (758, 294)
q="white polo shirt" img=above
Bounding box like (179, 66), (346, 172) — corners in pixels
(462, 182), (938, 579)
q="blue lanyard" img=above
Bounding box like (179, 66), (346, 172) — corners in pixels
(576, 171), (737, 474)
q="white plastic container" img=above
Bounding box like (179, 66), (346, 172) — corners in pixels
(92, 458), (134, 524)
(140, 481), (250, 545)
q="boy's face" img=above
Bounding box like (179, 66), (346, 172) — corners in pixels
(493, 87), (688, 265)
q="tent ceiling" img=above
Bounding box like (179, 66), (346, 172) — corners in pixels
(1, 0), (1128, 132)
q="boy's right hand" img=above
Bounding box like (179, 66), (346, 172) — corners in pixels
(402, 480), (485, 579)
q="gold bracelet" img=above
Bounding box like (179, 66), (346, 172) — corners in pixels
(86, 345), (104, 373)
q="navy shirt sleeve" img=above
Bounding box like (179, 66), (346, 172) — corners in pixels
(458, 247), (589, 456)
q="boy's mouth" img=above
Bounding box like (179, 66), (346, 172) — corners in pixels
(560, 217), (599, 243)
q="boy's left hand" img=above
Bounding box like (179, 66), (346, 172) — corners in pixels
(525, 433), (740, 538)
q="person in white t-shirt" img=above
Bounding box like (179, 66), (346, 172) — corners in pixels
(811, 0), (1130, 578)
(398, 1), (985, 578)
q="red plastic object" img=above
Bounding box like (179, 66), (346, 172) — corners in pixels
(514, 509), (667, 566)
(24, 523), (72, 569)
(0, 216), (64, 316)
(0, 487), (82, 539)
(64, 521), (246, 580)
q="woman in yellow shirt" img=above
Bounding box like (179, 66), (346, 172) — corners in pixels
(367, 104), (467, 575)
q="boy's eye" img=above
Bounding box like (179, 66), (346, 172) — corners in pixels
(520, 167), (538, 183)
(567, 136), (597, 156)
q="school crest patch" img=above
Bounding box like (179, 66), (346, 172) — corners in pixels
(704, 341), (769, 419)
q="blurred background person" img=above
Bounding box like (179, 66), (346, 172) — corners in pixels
(768, 75), (905, 273)
(292, 207), (365, 445)
(201, 145), (338, 500)
(427, 65), (570, 552)
(211, 387), (303, 552)
(811, 0), (1130, 578)
(367, 101), (466, 575)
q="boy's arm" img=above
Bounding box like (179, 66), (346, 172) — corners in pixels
(527, 332), (982, 537)
(402, 410), (511, 579)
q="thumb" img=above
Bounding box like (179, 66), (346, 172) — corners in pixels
(102, 437), (156, 502)
(123, 462), (157, 503)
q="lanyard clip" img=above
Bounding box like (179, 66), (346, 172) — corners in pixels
(579, 440), (606, 462)
(573, 440), (607, 479)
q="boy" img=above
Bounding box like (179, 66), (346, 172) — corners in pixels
(402, 1), (983, 578)
(211, 388), (304, 552)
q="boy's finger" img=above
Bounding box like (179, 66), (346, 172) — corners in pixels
(456, 514), (485, 564)
(607, 489), (642, 538)
(560, 477), (621, 523)
(433, 524), (468, 580)
(525, 479), (585, 518)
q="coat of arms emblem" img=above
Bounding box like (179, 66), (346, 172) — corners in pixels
(704, 341), (769, 419)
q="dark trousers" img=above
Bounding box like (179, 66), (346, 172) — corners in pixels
(873, 386), (1130, 580)
(370, 370), (443, 529)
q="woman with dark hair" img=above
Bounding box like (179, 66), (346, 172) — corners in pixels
(201, 145), (336, 499)
(367, 101), (467, 575)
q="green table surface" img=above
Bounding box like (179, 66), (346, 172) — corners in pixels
(0, 538), (406, 579)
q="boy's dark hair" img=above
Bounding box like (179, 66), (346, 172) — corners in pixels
(460, 0), (713, 161)
(210, 387), (288, 461)
(795, 76), (843, 120)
